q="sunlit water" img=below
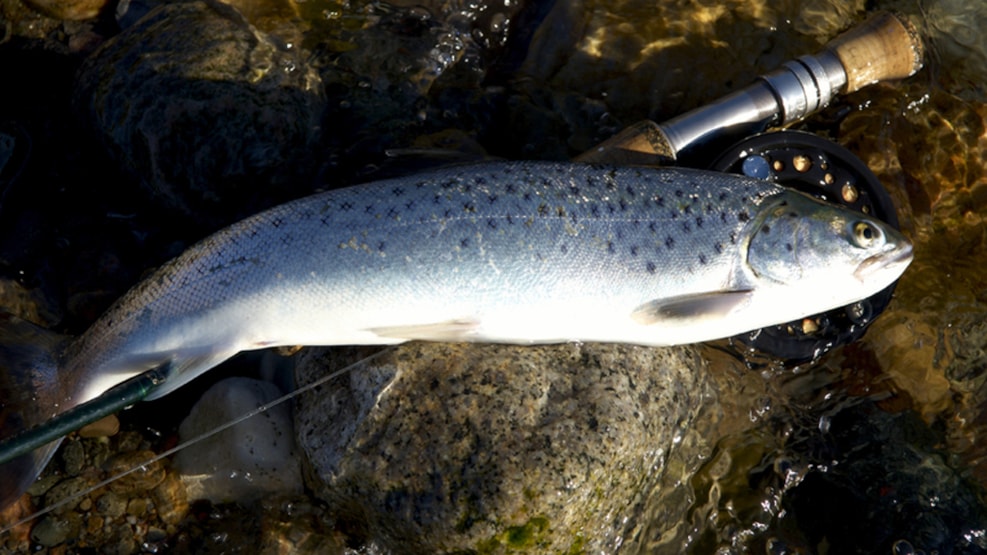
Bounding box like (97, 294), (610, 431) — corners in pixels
(5, 0), (987, 551)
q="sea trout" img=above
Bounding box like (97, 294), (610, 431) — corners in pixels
(0, 160), (912, 508)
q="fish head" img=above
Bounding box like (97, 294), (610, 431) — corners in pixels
(746, 190), (913, 308)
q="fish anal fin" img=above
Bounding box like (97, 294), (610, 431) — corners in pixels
(368, 319), (481, 342)
(631, 290), (753, 325)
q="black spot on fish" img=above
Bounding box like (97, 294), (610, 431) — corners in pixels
(699, 253), (707, 265)
(607, 241), (615, 254)
(487, 194), (498, 204)
(786, 243), (794, 252)
(720, 211), (728, 223)
(695, 216), (703, 229)
(463, 202), (476, 213)
(487, 219), (498, 229)
(648, 222), (658, 233)
(625, 185), (636, 196)
(364, 204), (374, 214)
(319, 215), (331, 227)
(391, 186), (405, 197)
(682, 220), (691, 233)
(590, 204), (601, 218)
(646, 261), (656, 274)
(340, 201), (353, 211)
(718, 191), (728, 201)
(619, 199), (628, 212)
(738, 211), (750, 222)
(460, 237), (470, 249)
(761, 224), (770, 234)
(670, 210), (679, 220)
(432, 194), (443, 205)
(441, 179), (457, 189)
(730, 231), (738, 244)
(444, 208), (454, 218)
(506, 214), (514, 225)
(630, 245), (639, 256)
(475, 176), (487, 185)
(666, 236), (675, 249)
(570, 185), (581, 196)
(377, 241), (386, 252)
(706, 204), (715, 214)
(654, 195), (665, 207)
(538, 204), (549, 216)
(405, 200), (416, 210)
(714, 242), (723, 254)
(560, 244), (568, 254)
(684, 204), (692, 215)
(271, 217), (284, 228)
(789, 212), (798, 218)
(556, 206), (567, 218)
(675, 189), (684, 197)
(506, 183), (516, 194)
(523, 192), (533, 202)
(386, 207), (399, 219)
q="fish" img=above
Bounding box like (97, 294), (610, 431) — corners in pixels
(0, 160), (912, 509)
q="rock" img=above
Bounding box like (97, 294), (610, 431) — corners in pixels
(175, 377), (303, 504)
(73, 0), (326, 228)
(295, 342), (712, 553)
(20, 0), (108, 20)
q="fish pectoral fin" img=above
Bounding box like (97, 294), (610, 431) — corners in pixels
(368, 319), (481, 342)
(631, 290), (753, 325)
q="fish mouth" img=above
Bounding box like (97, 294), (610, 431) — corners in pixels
(853, 243), (914, 282)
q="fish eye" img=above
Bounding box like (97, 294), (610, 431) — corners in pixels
(851, 221), (883, 248)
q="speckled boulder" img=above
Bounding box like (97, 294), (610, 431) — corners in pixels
(73, 0), (325, 226)
(294, 342), (712, 553)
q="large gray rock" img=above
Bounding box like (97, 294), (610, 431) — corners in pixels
(294, 342), (713, 553)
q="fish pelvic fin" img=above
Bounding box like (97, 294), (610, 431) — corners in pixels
(0, 312), (71, 511)
(367, 319), (481, 342)
(631, 290), (753, 325)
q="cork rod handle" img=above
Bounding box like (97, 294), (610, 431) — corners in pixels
(824, 11), (924, 93)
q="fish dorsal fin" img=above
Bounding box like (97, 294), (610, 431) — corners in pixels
(368, 319), (481, 342)
(631, 290), (753, 325)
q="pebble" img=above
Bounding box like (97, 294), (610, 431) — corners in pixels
(30, 512), (82, 547)
(79, 414), (121, 438)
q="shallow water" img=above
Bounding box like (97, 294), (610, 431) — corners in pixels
(3, 0), (987, 551)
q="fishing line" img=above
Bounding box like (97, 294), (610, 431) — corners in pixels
(0, 345), (396, 536)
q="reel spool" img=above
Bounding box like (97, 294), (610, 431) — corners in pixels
(708, 130), (901, 362)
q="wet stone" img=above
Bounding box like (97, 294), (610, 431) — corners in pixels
(43, 476), (95, 514)
(104, 450), (165, 493)
(295, 342), (712, 553)
(73, 0), (326, 227)
(96, 491), (127, 519)
(30, 511), (82, 547)
(61, 438), (87, 476)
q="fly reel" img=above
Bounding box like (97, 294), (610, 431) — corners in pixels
(707, 130), (901, 362)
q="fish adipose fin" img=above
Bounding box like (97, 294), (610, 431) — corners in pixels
(368, 319), (481, 342)
(631, 290), (753, 325)
(0, 312), (70, 510)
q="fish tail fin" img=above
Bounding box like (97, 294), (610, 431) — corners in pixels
(0, 312), (70, 510)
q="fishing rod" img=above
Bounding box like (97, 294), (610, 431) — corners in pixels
(575, 11), (923, 166)
(0, 362), (172, 465)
